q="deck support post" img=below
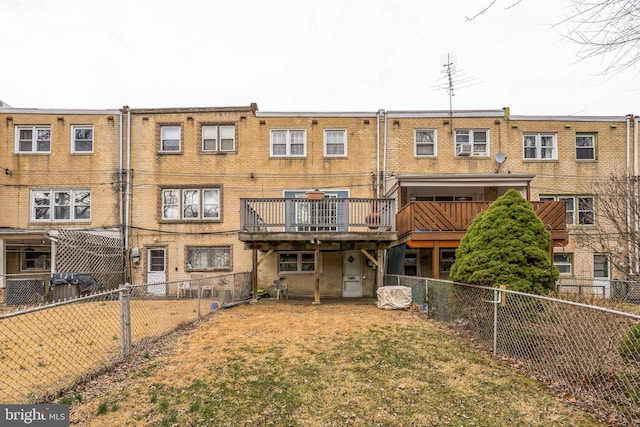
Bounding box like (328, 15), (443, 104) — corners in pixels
(313, 247), (321, 304)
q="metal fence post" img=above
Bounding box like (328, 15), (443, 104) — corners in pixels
(197, 281), (202, 318)
(493, 287), (498, 355)
(119, 284), (132, 358)
(424, 278), (429, 313)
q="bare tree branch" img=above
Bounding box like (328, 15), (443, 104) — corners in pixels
(574, 172), (640, 279)
(468, 0), (640, 74)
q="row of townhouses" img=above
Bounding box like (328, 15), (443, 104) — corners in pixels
(0, 102), (636, 303)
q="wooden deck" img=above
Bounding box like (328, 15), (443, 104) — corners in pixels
(396, 201), (568, 247)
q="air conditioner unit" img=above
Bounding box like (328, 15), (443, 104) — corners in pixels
(457, 144), (472, 156)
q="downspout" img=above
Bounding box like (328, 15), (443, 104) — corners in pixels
(119, 108), (125, 285)
(383, 112), (388, 197)
(376, 110), (381, 198)
(125, 107), (132, 257)
(635, 115), (639, 276)
(119, 110), (123, 227)
(625, 114), (635, 278)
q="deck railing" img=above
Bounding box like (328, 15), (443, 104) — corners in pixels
(240, 198), (395, 233)
(396, 200), (567, 236)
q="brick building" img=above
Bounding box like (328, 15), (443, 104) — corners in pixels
(0, 103), (636, 302)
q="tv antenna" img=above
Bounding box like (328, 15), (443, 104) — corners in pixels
(432, 53), (480, 132)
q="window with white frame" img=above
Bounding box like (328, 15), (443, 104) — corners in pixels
(270, 129), (306, 157)
(523, 133), (557, 160)
(540, 195), (594, 225)
(415, 129), (436, 156)
(186, 246), (232, 270)
(578, 196), (595, 225)
(324, 129), (347, 157)
(554, 253), (573, 275)
(72, 125), (94, 153)
(31, 189), (91, 221)
(455, 129), (488, 156)
(160, 126), (181, 152)
(202, 125), (236, 152)
(15, 126), (51, 153)
(161, 188), (220, 220)
(278, 252), (315, 273)
(576, 133), (596, 160)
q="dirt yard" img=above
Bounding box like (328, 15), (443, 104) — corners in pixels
(66, 299), (603, 426)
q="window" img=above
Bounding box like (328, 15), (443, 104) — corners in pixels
(455, 129), (488, 156)
(576, 133), (596, 160)
(31, 189), (91, 221)
(22, 249), (51, 271)
(540, 195), (594, 225)
(161, 188), (220, 220)
(296, 195), (339, 231)
(72, 125), (94, 153)
(284, 191), (348, 231)
(324, 129), (347, 157)
(187, 246), (232, 270)
(523, 133), (557, 160)
(278, 252), (315, 273)
(594, 254), (609, 278)
(160, 126), (181, 152)
(271, 129), (306, 157)
(202, 125), (236, 152)
(554, 253), (573, 275)
(578, 196), (595, 225)
(15, 126), (51, 153)
(440, 249), (457, 279)
(415, 129), (436, 156)
(404, 251), (419, 276)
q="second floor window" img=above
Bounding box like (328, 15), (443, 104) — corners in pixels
(523, 133), (557, 160)
(540, 195), (594, 225)
(415, 129), (436, 156)
(31, 189), (91, 222)
(161, 126), (181, 152)
(162, 188), (220, 220)
(16, 126), (51, 153)
(576, 133), (596, 160)
(455, 129), (488, 156)
(72, 125), (94, 153)
(324, 129), (347, 157)
(202, 125), (236, 152)
(271, 129), (306, 157)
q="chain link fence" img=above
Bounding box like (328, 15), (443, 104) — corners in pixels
(385, 275), (640, 425)
(0, 272), (251, 404)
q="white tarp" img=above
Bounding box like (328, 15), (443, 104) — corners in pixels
(376, 286), (412, 310)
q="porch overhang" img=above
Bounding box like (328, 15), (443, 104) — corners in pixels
(386, 173), (536, 200)
(387, 173), (536, 189)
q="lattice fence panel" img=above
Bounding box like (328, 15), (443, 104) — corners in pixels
(53, 229), (124, 290)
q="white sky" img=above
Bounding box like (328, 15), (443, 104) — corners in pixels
(1, 0), (638, 116)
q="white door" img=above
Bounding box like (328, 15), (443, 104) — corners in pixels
(342, 250), (362, 297)
(147, 248), (167, 295)
(593, 254), (610, 298)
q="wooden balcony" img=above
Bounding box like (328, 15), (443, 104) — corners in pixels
(396, 201), (568, 248)
(239, 198), (397, 250)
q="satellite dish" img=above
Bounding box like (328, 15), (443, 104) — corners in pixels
(495, 152), (507, 164)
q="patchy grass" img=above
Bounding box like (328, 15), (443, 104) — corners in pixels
(68, 301), (603, 426)
(0, 298), (208, 402)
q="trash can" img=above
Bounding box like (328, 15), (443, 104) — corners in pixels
(53, 283), (79, 300)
